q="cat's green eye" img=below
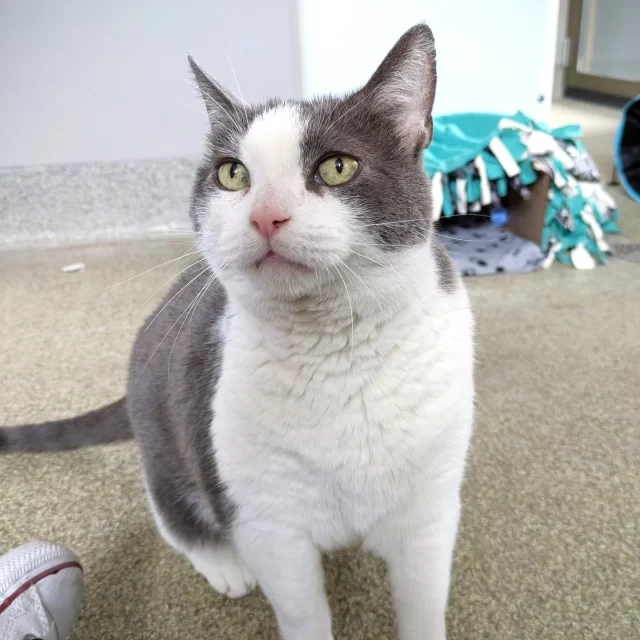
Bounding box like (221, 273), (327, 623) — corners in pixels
(316, 155), (359, 186)
(217, 161), (250, 191)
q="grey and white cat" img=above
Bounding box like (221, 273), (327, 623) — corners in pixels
(1, 24), (474, 640)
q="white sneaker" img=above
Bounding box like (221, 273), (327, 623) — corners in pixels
(0, 541), (84, 640)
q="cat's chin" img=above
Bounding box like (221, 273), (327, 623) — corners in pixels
(219, 257), (317, 302)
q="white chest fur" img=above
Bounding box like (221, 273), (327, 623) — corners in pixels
(212, 284), (474, 551)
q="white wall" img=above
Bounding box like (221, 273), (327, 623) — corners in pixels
(297, 0), (559, 122)
(0, 0), (299, 167)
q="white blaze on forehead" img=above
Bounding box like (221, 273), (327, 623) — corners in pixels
(240, 104), (305, 197)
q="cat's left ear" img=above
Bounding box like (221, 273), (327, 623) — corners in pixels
(360, 24), (437, 153)
(188, 55), (243, 129)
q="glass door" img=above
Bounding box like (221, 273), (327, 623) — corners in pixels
(565, 0), (640, 100)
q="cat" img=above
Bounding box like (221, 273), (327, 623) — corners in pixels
(1, 24), (474, 640)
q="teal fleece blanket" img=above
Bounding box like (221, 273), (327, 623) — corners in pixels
(423, 111), (619, 269)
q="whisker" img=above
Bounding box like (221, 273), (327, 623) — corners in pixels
(357, 218), (434, 228)
(188, 274), (217, 342)
(349, 250), (388, 267)
(168, 303), (192, 378)
(353, 229), (506, 248)
(135, 272), (208, 383)
(225, 52), (250, 129)
(143, 267), (209, 333)
(101, 251), (199, 291)
(321, 96), (342, 132)
(313, 265), (322, 298)
(167, 274), (216, 377)
(314, 95), (342, 136)
(337, 259), (376, 301)
(322, 264), (338, 289)
(122, 258), (207, 326)
(182, 76), (240, 126)
(181, 101), (209, 118)
(357, 213), (496, 229)
(437, 213), (493, 219)
(349, 250), (402, 279)
(325, 92), (372, 135)
(430, 239), (451, 261)
(433, 232), (509, 243)
(351, 241), (417, 249)
(368, 232), (462, 268)
(333, 263), (355, 367)
(154, 232), (197, 237)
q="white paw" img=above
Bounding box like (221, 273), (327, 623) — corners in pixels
(188, 544), (257, 599)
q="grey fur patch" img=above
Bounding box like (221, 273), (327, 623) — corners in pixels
(433, 243), (459, 294)
(128, 264), (234, 545)
(299, 94), (433, 249)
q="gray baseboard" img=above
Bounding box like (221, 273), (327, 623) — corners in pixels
(1, 158), (196, 247)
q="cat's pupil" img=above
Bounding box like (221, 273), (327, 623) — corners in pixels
(335, 157), (343, 174)
(230, 163), (238, 179)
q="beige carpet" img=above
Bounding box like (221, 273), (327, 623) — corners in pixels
(2, 107), (640, 637)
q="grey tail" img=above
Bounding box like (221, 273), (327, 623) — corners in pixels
(0, 398), (132, 454)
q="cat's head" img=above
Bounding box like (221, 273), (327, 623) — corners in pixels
(190, 24), (437, 306)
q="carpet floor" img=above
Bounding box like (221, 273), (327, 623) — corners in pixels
(2, 172), (639, 637)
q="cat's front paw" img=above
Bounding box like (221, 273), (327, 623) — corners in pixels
(190, 543), (257, 598)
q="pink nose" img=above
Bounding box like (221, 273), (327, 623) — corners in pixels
(249, 208), (291, 239)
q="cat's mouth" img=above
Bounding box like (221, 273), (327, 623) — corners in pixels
(256, 250), (309, 271)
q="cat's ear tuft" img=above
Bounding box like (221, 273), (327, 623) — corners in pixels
(188, 55), (241, 127)
(361, 24), (437, 151)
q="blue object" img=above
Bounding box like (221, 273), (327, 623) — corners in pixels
(490, 209), (509, 226)
(613, 94), (640, 203)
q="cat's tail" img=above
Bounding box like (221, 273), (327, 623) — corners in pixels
(0, 398), (133, 454)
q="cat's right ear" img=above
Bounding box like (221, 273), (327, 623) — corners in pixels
(359, 24), (437, 153)
(188, 56), (241, 127)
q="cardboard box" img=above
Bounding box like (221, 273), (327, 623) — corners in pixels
(504, 172), (550, 245)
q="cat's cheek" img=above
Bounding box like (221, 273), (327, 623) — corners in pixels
(197, 193), (251, 270)
(290, 192), (358, 262)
